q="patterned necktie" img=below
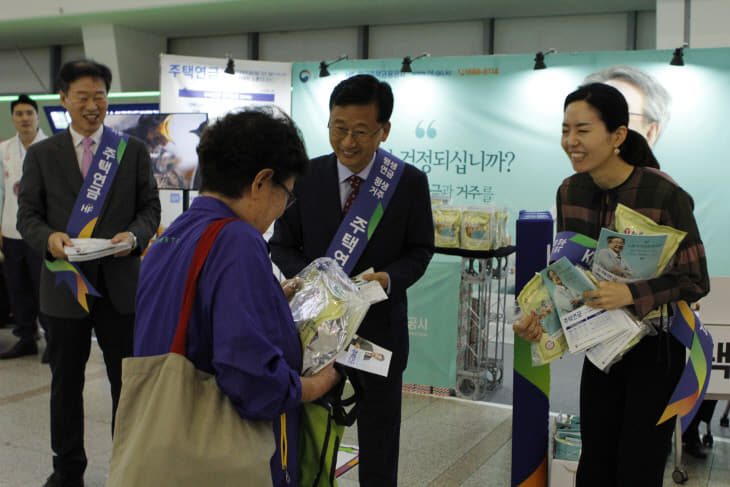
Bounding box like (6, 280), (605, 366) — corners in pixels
(81, 137), (94, 178)
(342, 175), (361, 214)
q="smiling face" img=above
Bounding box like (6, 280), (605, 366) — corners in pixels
(561, 100), (626, 180)
(328, 103), (390, 174)
(11, 103), (39, 141)
(60, 76), (108, 137)
(608, 237), (625, 254)
(547, 270), (563, 287)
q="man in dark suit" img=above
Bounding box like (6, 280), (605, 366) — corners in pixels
(270, 74), (434, 487)
(17, 59), (160, 487)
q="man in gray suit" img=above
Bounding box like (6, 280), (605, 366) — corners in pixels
(17, 59), (160, 487)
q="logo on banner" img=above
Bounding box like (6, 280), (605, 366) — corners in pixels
(299, 70), (311, 83)
(408, 316), (429, 337)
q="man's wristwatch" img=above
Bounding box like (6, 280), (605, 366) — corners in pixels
(128, 231), (138, 250)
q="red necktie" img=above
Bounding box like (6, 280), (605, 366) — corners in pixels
(81, 137), (94, 177)
(342, 175), (361, 214)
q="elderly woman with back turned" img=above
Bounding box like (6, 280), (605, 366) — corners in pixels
(133, 108), (340, 486)
(514, 83), (708, 486)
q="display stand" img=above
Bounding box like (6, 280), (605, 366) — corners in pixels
(435, 246), (515, 400)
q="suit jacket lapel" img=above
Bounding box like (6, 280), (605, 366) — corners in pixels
(58, 131), (85, 191)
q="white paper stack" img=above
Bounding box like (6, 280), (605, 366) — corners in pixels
(65, 238), (132, 262)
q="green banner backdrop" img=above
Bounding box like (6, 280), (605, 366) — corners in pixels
(292, 47), (730, 389)
(403, 258), (461, 389)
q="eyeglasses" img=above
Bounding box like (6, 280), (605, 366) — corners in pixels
(275, 179), (297, 209)
(328, 123), (383, 143)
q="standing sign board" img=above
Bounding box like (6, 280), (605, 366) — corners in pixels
(160, 54), (292, 121)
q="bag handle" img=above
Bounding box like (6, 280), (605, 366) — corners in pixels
(331, 366), (365, 427)
(170, 217), (237, 355)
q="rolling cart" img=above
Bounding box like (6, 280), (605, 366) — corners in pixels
(436, 246), (515, 400)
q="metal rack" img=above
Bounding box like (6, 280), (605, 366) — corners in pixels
(437, 246), (515, 400)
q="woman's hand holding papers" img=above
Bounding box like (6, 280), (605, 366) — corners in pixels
(513, 312), (544, 343)
(582, 281), (633, 310)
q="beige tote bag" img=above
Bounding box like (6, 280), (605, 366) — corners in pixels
(107, 218), (275, 486)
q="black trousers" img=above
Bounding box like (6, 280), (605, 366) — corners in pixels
(45, 293), (134, 479)
(2, 237), (46, 339)
(355, 366), (403, 487)
(576, 333), (685, 487)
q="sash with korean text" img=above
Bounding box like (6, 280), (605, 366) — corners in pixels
(326, 148), (405, 275)
(45, 127), (128, 312)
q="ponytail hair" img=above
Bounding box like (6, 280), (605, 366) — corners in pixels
(565, 82), (660, 169)
(620, 129), (659, 169)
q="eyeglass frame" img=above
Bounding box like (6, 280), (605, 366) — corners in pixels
(274, 179), (297, 209)
(327, 122), (385, 143)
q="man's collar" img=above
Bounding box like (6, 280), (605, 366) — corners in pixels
(336, 153), (377, 183)
(69, 125), (104, 147)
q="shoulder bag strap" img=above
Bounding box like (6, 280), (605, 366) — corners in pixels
(170, 217), (238, 355)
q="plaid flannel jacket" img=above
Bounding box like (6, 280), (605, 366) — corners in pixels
(556, 166), (710, 319)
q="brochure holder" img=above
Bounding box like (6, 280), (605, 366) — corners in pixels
(435, 246), (515, 400)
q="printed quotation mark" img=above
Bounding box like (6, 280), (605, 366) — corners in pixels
(416, 120), (437, 139)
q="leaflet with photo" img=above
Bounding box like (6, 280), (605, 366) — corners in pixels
(544, 257), (632, 353)
(335, 335), (391, 377)
(591, 228), (666, 283)
(516, 273), (568, 365)
(614, 203), (686, 276)
(65, 238), (132, 262)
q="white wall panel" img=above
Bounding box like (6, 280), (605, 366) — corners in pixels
(168, 35), (250, 60)
(259, 28), (359, 62)
(0, 48), (53, 94)
(690, 0), (730, 48)
(494, 14), (627, 54)
(369, 21), (484, 59)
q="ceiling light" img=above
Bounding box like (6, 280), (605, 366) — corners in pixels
(401, 53), (430, 73)
(534, 48), (556, 70)
(319, 54), (348, 77)
(224, 55), (235, 75)
(670, 45), (687, 66)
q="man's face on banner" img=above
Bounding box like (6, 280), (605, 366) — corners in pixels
(603, 78), (660, 148)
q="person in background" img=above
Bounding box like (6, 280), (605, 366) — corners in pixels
(134, 108), (340, 487)
(0, 94), (49, 360)
(17, 59), (161, 487)
(584, 65), (671, 148)
(514, 82), (709, 486)
(270, 74), (434, 487)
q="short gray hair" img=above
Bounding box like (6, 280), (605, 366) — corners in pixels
(584, 65), (671, 138)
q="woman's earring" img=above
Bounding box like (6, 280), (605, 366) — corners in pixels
(614, 147), (620, 155)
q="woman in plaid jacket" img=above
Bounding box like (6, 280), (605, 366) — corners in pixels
(515, 82), (709, 486)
